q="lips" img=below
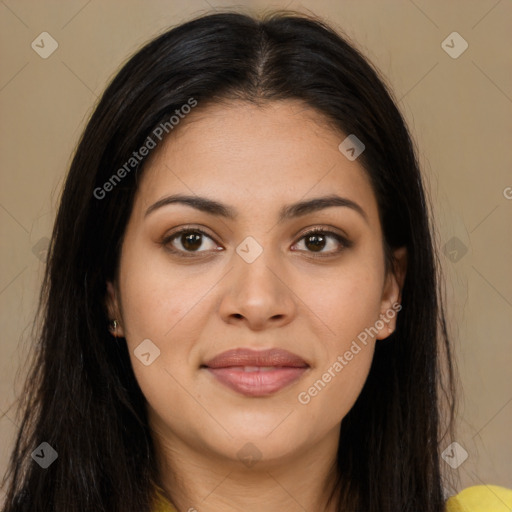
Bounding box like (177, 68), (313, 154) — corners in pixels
(202, 348), (309, 397)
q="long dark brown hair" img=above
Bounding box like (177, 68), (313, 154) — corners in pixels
(2, 10), (457, 511)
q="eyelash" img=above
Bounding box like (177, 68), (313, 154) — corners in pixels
(161, 225), (352, 259)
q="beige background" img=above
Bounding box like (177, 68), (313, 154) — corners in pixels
(1, 0), (511, 503)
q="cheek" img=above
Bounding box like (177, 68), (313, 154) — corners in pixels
(118, 244), (207, 341)
(293, 261), (382, 417)
(300, 260), (384, 348)
(118, 262), (204, 412)
(298, 342), (375, 429)
(116, 248), (212, 399)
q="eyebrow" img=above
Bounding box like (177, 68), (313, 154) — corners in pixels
(144, 193), (369, 224)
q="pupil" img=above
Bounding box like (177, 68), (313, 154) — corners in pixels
(306, 234), (325, 252)
(182, 232), (202, 251)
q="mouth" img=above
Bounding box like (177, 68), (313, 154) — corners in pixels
(201, 348), (309, 397)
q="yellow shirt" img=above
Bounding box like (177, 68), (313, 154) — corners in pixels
(444, 485), (512, 511)
(153, 484), (512, 511)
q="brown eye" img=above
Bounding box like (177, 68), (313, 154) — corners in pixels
(304, 233), (328, 252)
(162, 228), (219, 256)
(180, 231), (203, 251)
(293, 228), (351, 256)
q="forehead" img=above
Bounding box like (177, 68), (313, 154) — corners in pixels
(133, 99), (379, 225)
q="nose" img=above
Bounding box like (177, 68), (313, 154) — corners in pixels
(218, 246), (297, 331)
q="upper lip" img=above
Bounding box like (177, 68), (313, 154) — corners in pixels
(202, 348), (309, 368)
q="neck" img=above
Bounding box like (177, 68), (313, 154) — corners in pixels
(153, 423), (341, 512)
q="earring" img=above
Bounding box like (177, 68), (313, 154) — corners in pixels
(109, 319), (119, 338)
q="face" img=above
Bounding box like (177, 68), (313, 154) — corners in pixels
(106, 99), (406, 467)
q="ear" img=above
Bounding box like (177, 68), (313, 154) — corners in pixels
(376, 246), (407, 340)
(105, 280), (125, 337)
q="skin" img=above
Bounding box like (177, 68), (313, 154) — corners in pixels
(106, 99), (407, 512)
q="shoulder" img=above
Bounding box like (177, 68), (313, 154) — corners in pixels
(445, 485), (512, 511)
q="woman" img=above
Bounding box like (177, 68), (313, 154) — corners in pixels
(2, 10), (511, 512)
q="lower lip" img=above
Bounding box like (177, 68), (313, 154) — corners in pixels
(206, 367), (308, 397)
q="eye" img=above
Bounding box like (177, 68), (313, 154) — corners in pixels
(161, 226), (220, 256)
(161, 225), (352, 258)
(292, 227), (351, 256)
